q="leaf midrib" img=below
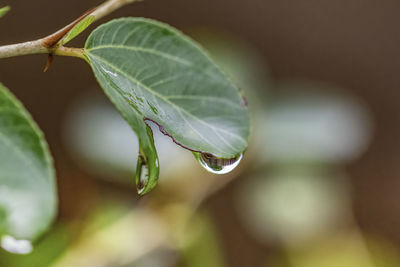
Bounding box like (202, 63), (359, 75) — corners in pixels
(86, 45), (226, 84)
(87, 45), (193, 66)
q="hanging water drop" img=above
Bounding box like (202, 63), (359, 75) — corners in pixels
(195, 152), (243, 174)
(136, 154), (149, 194)
(1, 235), (33, 254)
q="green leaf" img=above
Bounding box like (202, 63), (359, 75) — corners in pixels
(0, 83), (56, 253)
(59, 15), (95, 46)
(0, 6), (10, 19)
(84, 18), (250, 194)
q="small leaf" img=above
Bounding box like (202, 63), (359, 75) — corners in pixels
(0, 6), (10, 19)
(59, 15), (95, 46)
(0, 83), (56, 253)
(84, 18), (250, 194)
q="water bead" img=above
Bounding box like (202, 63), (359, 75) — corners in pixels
(196, 152), (243, 174)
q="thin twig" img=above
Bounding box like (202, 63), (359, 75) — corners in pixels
(91, 0), (142, 21)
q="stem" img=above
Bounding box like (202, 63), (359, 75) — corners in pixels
(0, 0), (141, 59)
(0, 40), (47, 58)
(91, 0), (141, 21)
(53, 47), (86, 60)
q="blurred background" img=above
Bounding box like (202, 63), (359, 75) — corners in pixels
(0, 0), (399, 266)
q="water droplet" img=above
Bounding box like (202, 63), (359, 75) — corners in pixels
(136, 155), (149, 194)
(100, 66), (117, 77)
(195, 152), (243, 174)
(1, 235), (33, 254)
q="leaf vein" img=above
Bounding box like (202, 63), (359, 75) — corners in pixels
(87, 45), (193, 66)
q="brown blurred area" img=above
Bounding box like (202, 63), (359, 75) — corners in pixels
(1, 0), (400, 266)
